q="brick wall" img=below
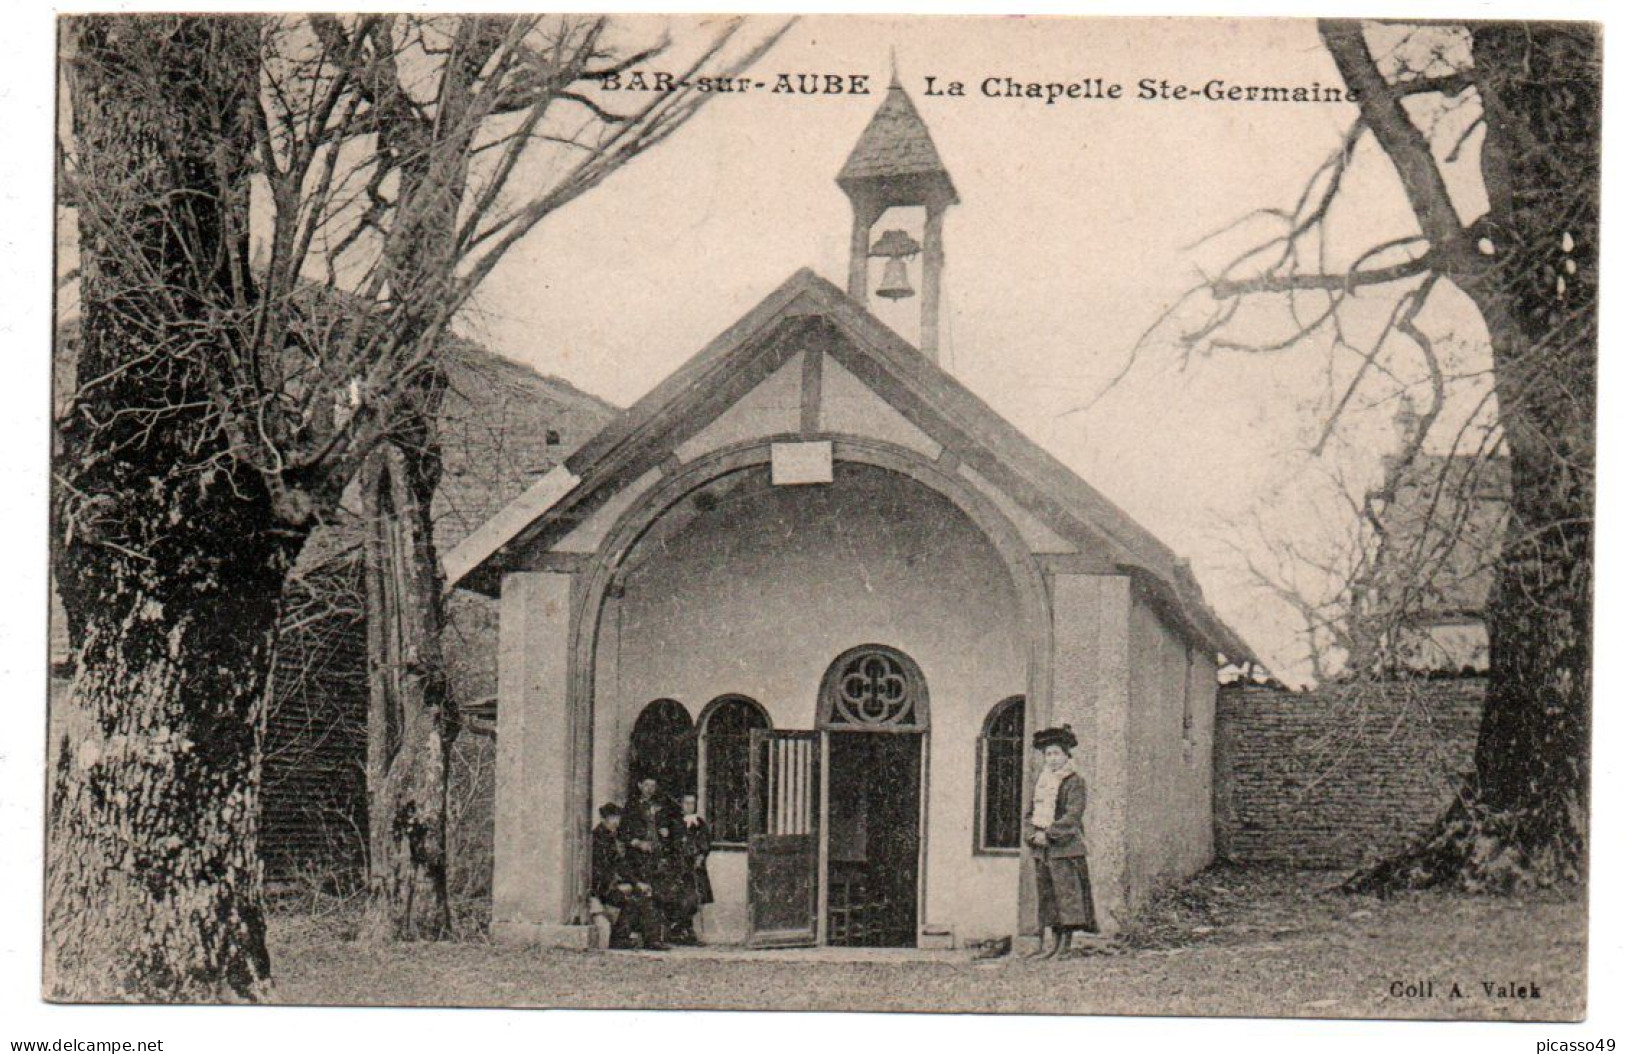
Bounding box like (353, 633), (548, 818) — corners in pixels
(262, 565), (369, 884)
(1213, 678), (1484, 868)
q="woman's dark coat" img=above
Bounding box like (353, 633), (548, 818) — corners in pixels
(1025, 771), (1097, 931)
(1024, 772), (1088, 859)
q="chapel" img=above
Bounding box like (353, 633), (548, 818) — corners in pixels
(445, 76), (1256, 949)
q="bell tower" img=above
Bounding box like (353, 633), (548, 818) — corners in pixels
(837, 72), (959, 362)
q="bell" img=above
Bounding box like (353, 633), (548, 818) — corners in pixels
(876, 256), (915, 300)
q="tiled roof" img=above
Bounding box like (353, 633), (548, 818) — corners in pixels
(837, 81), (957, 200)
(434, 339), (618, 554)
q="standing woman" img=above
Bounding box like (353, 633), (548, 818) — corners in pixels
(1025, 725), (1097, 959)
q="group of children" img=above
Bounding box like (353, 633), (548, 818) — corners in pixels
(590, 776), (714, 950)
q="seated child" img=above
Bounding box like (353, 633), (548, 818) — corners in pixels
(590, 802), (667, 950)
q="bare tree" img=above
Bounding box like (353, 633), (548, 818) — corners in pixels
(1154, 20), (1595, 891)
(52, 13), (786, 1000)
(1219, 393), (1506, 685)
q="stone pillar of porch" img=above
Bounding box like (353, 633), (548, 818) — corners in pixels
(1046, 572), (1133, 935)
(491, 570), (593, 947)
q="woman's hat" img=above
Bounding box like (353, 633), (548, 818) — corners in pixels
(1032, 724), (1078, 751)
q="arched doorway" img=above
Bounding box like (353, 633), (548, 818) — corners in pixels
(819, 645), (928, 948)
(628, 699), (696, 800)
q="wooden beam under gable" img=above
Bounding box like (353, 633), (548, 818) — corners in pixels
(800, 347), (824, 434)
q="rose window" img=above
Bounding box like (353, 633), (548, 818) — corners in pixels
(819, 646), (928, 730)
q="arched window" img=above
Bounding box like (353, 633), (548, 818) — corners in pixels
(629, 699), (696, 799)
(699, 695), (770, 845)
(977, 695), (1026, 852)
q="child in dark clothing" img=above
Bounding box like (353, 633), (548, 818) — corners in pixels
(590, 802), (668, 950)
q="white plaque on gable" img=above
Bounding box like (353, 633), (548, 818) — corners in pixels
(770, 440), (834, 485)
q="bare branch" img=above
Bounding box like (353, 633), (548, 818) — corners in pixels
(1319, 20), (1474, 266)
(1209, 252), (1432, 299)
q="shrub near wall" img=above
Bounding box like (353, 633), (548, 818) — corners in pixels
(448, 731), (497, 902)
(1214, 678), (1484, 868)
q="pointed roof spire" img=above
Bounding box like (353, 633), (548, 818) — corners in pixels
(837, 71), (958, 207)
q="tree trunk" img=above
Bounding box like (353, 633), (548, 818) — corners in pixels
(355, 18), (500, 940)
(1347, 23), (1596, 894)
(358, 432), (456, 942)
(48, 16), (302, 1000)
(48, 513), (295, 1001)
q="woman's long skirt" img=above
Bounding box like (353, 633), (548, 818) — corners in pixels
(1036, 854), (1098, 931)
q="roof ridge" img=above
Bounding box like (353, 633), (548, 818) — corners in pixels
(445, 335), (620, 415)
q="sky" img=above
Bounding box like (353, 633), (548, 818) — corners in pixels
(453, 15), (1492, 682)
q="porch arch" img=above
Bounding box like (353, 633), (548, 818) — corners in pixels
(564, 435), (1054, 924)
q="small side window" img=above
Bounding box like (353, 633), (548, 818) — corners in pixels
(977, 695), (1025, 852)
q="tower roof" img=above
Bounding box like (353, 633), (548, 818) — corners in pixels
(837, 79), (958, 207)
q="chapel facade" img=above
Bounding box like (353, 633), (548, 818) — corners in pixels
(445, 79), (1255, 949)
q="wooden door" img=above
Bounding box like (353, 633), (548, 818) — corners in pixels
(746, 729), (821, 947)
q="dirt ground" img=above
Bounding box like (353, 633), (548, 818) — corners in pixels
(268, 867), (1586, 1020)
